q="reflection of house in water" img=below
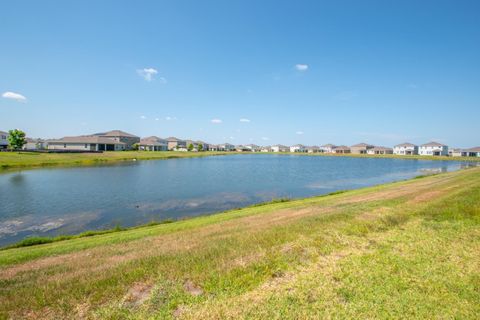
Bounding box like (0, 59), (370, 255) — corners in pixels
(419, 167), (448, 174)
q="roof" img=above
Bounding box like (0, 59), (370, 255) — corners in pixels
(0, 131), (8, 135)
(307, 146), (320, 149)
(351, 143), (374, 148)
(166, 137), (184, 142)
(292, 144), (305, 148)
(94, 130), (139, 138)
(421, 141), (446, 147)
(333, 145), (350, 150)
(49, 136), (125, 145)
(272, 144), (288, 148)
(465, 147), (480, 152)
(139, 136), (167, 145)
(395, 142), (417, 148)
(320, 144), (336, 148)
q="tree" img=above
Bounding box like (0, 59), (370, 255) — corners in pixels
(8, 129), (27, 150)
(188, 143), (194, 151)
(198, 144), (204, 152)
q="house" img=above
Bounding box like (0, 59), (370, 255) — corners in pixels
(235, 145), (250, 152)
(208, 144), (219, 151)
(23, 138), (46, 150)
(393, 143), (418, 155)
(319, 144), (336, 153)
(92, 130), (139, 150)
(217, 143), (236, 151)
(463, 147), (480, 157)
(261, 146), (272, 152)
(245, 144), (261, 152)
(449, 148), (463, 157)
(419, 142), (448, 156)
(271, 145), (289, 152)
(185, 140), (199, 150)
(138, 136), (168, 151)
(196, 141), (209, 151)
(290, 144), (307, 153)
(166, 137), (187, 150)
(0, 131), (8, 149)
(47, 136), (126, 151)
(306, 146), (320, 153)
(367, 146), (393, 155)
(350, 143), (375, 154)
(333, 146), (351, 154)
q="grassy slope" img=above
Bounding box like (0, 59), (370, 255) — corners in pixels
(0, 151), (230, 170)
(1, 151), (479, 171)
(1, 168), (479, 319)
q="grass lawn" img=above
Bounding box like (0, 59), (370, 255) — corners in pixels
(0, 151), (231, 170)
(1, 167), (479, 319)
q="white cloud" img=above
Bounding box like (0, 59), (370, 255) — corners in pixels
(211, 118), (222, 124)
(295, 64), (309, 71)
(261, 137), (270, 141)
(229, 136), (235, 140)
(137, 68), (160, 81)
(2, 91), (27, 102)
(155, 118), (160, 121)
(140, 115), (147, 119)
(296, 131), (304, 135)
(240, 118), (250, 123)
(165, 116), (177, 121)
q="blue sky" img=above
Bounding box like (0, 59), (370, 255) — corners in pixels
(1, 0), (479, 147)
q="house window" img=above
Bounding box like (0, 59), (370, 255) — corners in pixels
(85, 144), (88, 148)
(64, 144), (66, 148)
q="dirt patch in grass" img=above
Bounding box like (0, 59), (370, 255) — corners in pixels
(122, 282), (154, 308)
(184, 280), (203, 296)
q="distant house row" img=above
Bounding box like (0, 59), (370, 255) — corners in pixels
(1, 129), (479, 157)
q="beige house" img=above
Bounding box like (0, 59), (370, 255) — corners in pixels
(261, 146), (272, 152)
(92, 130), (139, 150)
(166, 137), (187, 150)
(138, 136), (168, 151)
(463, 147), (480, 157)
(350, 143), (375, 154)
(306, 146), (320, 153)
(23, 138), (46, 150)
(333, 146), (351, 154)
(367, 146), (393, 155)
(245, 144), (261, 152)
(271, 145), (289, 152)
(47, 136), (126, 151)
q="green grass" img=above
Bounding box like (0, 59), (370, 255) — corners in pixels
(0, 167), (479, 319)
(0, 151), (232, 171)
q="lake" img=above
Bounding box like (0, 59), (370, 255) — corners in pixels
(0, 154), (475, 246)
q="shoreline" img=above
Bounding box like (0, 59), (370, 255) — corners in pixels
(1, 150), (479, 172)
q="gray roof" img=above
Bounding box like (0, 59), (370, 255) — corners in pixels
(166, 137), (184, 142)
(465, 147), (480, 152)
(292, 144), (305, 147)
(272, 144), (288, 148)
(395, 142), (417, 148)
(333, 145), (350, 150)
(421, 141), (446, 147)
(0, 131), (8, 135)
(351, 143), (374, 148)
(371, 146), (393, 151)
(93, 130), (139, 138)
(320, 144), (336, 148)
(49, 136), (125, 145)
(139, 136), (167, 145)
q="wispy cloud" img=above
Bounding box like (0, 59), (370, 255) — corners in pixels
(2, 91), (27, 102)
(211, 118), (222, 124)
(240, 118), (250, 123)
(165, 116), (177, 121)
(137, 68), (163, 82)
(295, 64), (309, 71)
(296, 131), (304, 135)
(261, 137), (270, 141)
(140, 115), (147, 119)
(155, 118), (160, 121)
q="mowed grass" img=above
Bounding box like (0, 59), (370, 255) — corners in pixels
(0, 151), (231, 170)
(0, 168), (479, 319)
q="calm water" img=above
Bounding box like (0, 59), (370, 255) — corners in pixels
(0, 154), (475, 246)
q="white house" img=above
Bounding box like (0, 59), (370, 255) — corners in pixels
(261, 146), (272, 152)
(0, 131), (8, 149)
(306, 146), (320, 153)
(23, 138), (45, 150)
(393, 143), (418, 155)
(419, 142), (448, 156)
(320, 144), (336, 153)
(271, 144), (289, 152)
(290, 144), (307, 153)
(245, 144), (261, 152)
